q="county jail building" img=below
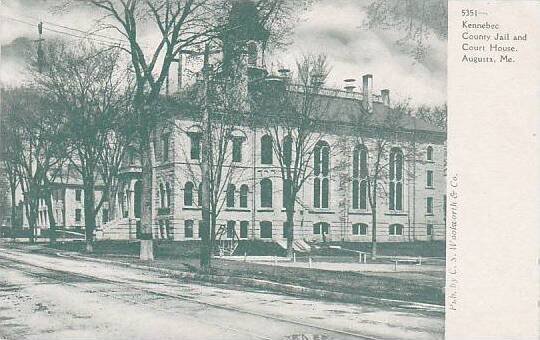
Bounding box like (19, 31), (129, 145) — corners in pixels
(12, 78), (446, 246)
(98, 76), (446, 244)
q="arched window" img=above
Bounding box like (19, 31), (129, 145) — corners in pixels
(282, 135), (293, 166)
(260, 178), (273, 208)
(159, 183), (166, 208)
(313, 222), (330, 235)
(261, 135), (273, 164)
(352, 223), (368, 235)
(352, 145), (368, 210)
(427, 146), (433, 161)
(389, 223), (404, 236)
(389, 148), (403, 211)
(313, 141), (330, 208)
(165, 182), (171, 208)
(240, 185), (249, 208)
(198, 183), (203, 207)
(226, 184), (236, 208)
(247, 41), (258, 66)
(184, 182), (194, 207)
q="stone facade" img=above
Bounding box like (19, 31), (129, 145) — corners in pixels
(147, 97), (447, 243)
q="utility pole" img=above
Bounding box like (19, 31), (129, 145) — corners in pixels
(199, 44), (212, 270)
(36, 22), (45, 73)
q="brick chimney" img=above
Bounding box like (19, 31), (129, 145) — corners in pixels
(381, 89), (390, 106)
(362, 74), (373, 112)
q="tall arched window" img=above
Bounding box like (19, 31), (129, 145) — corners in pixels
(427, 146), (433, 161)
(282, 135), (293, 166)
(313, 141), (330, 208)
(352, 145), (368, 210)
(389, 148), (403, 211)
(184, 182), (194, 207)
(159, 183), (166, 208)
(198, 183), (203, 207)
(260, 178), (273, 208)
(226, 184), (236, 208)
(165, 182), (171, 208)
(240, 185), (249, 208)
(261, 135), (273, 164)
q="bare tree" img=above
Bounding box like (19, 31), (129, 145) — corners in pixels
(343, 102), (422, 259)
(59, 0), (311, 261)
(416, 103), (447, 131)
(252, 54), (336, 258)
(32, 41), (132, 252)
(1, 88), (67, 242)
(365, 0), (447, 61)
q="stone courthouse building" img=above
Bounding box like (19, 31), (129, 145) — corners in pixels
(98, 51), (446, 245)
(15, 4), (446, 245)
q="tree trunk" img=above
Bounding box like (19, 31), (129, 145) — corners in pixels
(43, 189), (57, 244)
(371, 205), (377, 260)
(83, 177), (96, 253)
(9, 181), (16, 228)
(285, 208), (295, 259)
(139, 136), (155, 261)
(199, 45), (212, 271)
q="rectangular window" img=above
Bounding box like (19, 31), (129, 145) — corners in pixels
(352, 223), (367, 235)
(162, 133), (170, 161)
(389, 224), (403, 235)
(165, 220), (173, 240)
(313, 224), (321, 235)
(227, 220), (236, 239)
(102, 209), (108, 224)
(75, 189), (82, 201)
(240, 221), (249, 239)
(75, 209), (82, 222)
(184, 220), (194, 238)
(427, 197), (434, 214)
(189, 133), (202, 160)
(427, 170), (433, 187)
(282, 222), (289, 238)
(232, 138), (242, 162)
(427, 224), (433, 236)
(260, 221), (272, 238)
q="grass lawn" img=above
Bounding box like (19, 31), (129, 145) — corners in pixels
(40, 240), (445, 306)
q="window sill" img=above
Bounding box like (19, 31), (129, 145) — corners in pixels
(426, 213), (434, 216)
(425, 186), (435, 190)
(309, 209), (335, 215)
(349, 210), (371, 215)
(385, 211), (407, 216)
(183, 206), (201, 211)
(225, 208), (251, 212)
(257, 208), (274, 212)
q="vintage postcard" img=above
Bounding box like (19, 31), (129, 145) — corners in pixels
(0, 0), (537, 339)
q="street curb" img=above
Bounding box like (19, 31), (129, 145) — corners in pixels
(62, 252), (444, 313)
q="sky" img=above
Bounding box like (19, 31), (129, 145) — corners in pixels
(0, 0), (447, 106)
